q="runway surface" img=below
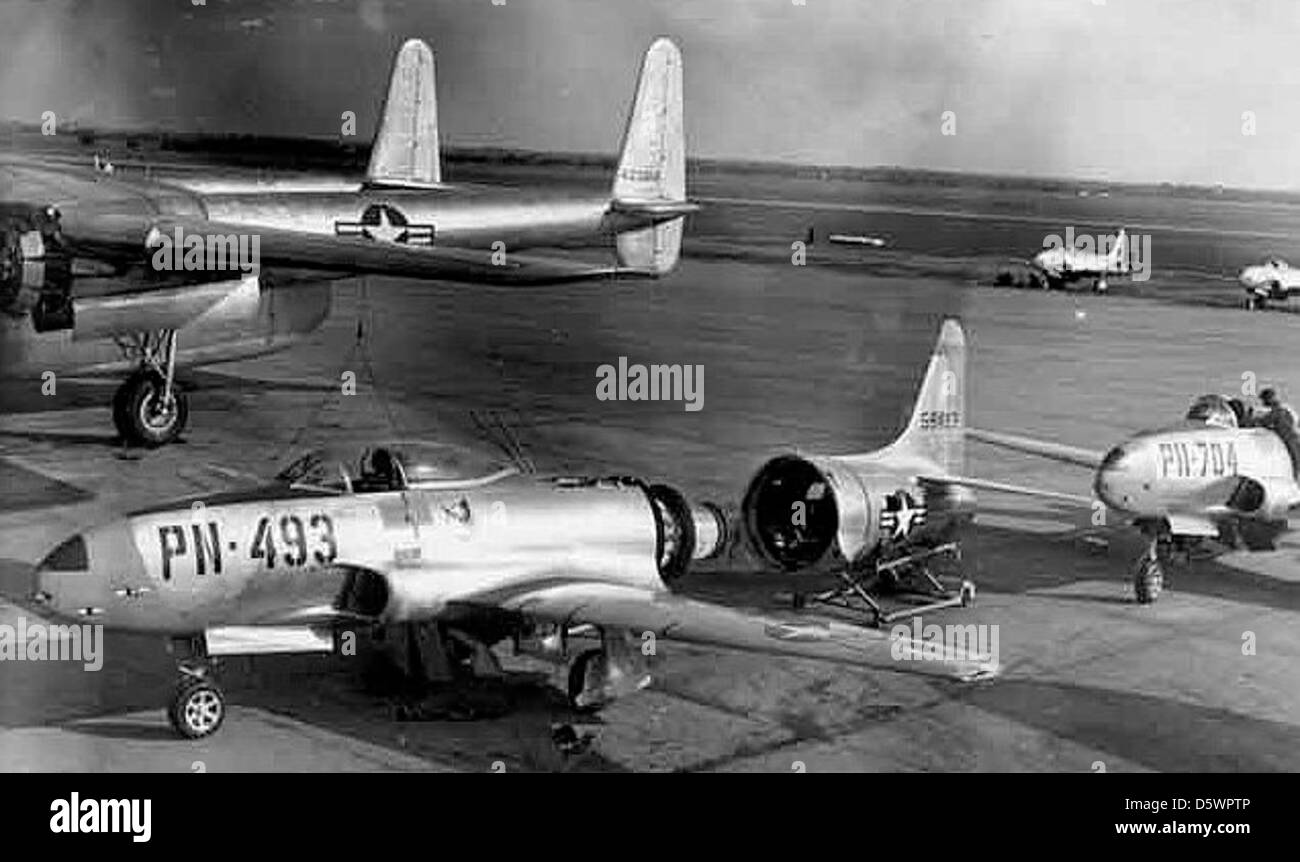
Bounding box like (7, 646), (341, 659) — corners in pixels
(3, 156), (1300, 771)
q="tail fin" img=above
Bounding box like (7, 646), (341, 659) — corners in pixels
(613, 37), (686, 274)
(367, 38), (441, 188)
(1108, 227), (1129, 272)
(887, 318), (966, 476)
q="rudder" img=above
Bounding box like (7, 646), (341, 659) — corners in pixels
(367, 38), (441, 188)
(889, 318), (966, 476)
(614, 38), (686, 274)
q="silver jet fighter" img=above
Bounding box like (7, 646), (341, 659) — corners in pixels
(1239, 257), (1300, 309)
(28, 440), (996, 739)
(968, 393), (1300, 603)
(1024, 227), (1130, 293)
(737, 318), (1063, 625)
(0, 37), (692, 448)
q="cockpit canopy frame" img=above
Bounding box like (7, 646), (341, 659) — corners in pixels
(275, 440), (518, 495)
(1185, 393), (1240, 429)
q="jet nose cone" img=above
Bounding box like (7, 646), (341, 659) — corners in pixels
(1093, 445), (1133, 510)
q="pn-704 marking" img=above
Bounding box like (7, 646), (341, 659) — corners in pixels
(1157, 440), (1239, 479)
(158, 512), (339, 580)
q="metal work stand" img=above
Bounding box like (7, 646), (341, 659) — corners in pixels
(792, 541), (975, 628)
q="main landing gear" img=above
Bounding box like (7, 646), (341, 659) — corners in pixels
(790, 541), (975, 627)
(167, 636), (226, 739)
(112, 328), (188, 447)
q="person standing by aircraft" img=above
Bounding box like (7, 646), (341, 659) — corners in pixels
(1256, 388), (1300, 477)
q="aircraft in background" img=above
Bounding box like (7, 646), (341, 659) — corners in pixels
(1239, 257), (1300, 309)
(0, 37), (693, 447)
(27, 438), (995, 740)
(968, 393), (1300, 603)
(1021, 227), (1130, 292)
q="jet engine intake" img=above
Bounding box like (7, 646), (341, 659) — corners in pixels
(741, 455), (939, 572)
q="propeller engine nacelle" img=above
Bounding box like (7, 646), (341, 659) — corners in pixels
(1, 207), (73, 325)
(741, 454), (973, 572)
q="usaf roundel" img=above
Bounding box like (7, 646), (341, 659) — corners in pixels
(335, 204), (434, 246)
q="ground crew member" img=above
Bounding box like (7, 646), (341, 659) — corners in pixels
(1257, 388), (1300, 477)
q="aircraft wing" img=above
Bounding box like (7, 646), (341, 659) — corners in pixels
(491, 581), (998, 681)
(966, 427), (1106, 469)
(62, 211), (657, 287)
(923, 475), (1096, 508)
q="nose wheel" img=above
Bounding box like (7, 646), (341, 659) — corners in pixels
(1133, 534), (1170, 604)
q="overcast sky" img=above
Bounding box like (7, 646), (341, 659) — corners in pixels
(2, 0), (1297, 189)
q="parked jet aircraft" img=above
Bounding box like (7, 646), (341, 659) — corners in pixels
(968, 393), (1300, 603)
(26, 438), (996, 739)
(0, 37), (692, 447)
(1239, 257), (1300, 309)
(1023, 227), (1129, 292)
(735, 318), (1076, 624)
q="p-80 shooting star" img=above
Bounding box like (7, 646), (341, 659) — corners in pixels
(0, 37), (692, 447)
(1239, 257), (1300, 309)
(26, 440), (996, 739)
(1022, 227), (1130, 292)
(737, 318), (1056, 625)
(968, 393), (1300, 603)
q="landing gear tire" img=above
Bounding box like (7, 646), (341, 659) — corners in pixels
(566, 648), (604, 715)
(168, 677), (226, 739)
(113, 370), (188, 448)
(1134, 556), (1164, 604)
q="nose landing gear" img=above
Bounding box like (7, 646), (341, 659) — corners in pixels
(1133, 530), (1175, 604)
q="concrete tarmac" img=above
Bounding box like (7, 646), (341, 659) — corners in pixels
(2, 253), (1298, 771)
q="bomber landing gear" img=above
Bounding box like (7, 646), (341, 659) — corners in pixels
(112, 329), (188, 447)
(167, 638), (226, 739)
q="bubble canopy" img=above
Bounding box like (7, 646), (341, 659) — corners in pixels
(1185, 394), (1239, 429)
(275, 441), (518, 493)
